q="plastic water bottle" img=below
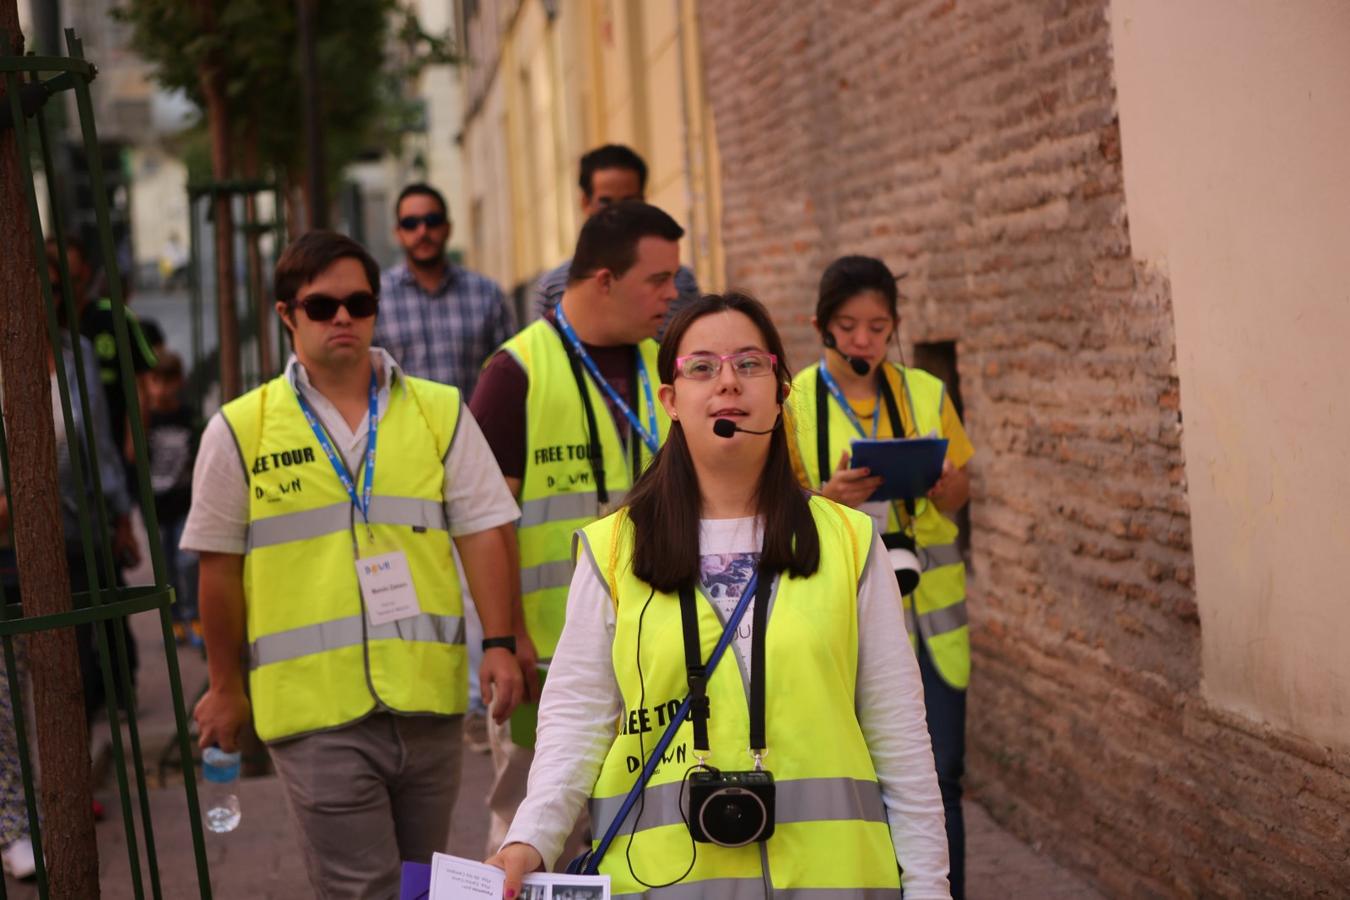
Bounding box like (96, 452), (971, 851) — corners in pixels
(201, 746), (242, 833)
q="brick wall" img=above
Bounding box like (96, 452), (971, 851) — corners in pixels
(698, 0), (1350, 894)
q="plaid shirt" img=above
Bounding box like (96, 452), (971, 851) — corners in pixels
(534, 257), (702, 317)
(375, 261), (515, 399)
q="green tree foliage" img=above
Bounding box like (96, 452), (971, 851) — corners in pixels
(114, 0), (457, 186)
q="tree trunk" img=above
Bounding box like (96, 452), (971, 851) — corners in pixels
(296, 0), (327, 229)
(242, 122), (271, 378)
(0, 15), (100, 898)
(197, 2), (240, 401)
(285, 176), (305, 241)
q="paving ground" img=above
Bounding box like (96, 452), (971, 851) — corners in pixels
(3, 528), (1104, 898)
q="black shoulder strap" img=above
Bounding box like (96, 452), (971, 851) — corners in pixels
(877, 368), (906, 439)
(748, 572), (770, 754)
(815, 368), (831, 483)
(679, 573), (773, 756)
(877, 369), (916, 519)
(678, 585), (711, 753)
(550, 318), (609, 506)
(629, 346), (642, 478)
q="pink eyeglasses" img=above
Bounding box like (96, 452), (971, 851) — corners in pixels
(673, 351), (778, 381)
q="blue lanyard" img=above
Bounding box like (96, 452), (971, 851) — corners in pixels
(818, 361), (881, 439)
(555, 304), (659, 455)
(580, 570), (764, 875)
(294, 371), (379, 525)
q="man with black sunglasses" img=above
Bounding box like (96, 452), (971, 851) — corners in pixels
(182, 231), (525, 897)
(375, 183), (515, 399)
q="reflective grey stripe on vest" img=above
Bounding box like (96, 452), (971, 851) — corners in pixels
(249, 612), (464, 669)
(518, 489), (626, 529)
(917, 600), (967, 638)
(591, 776), (886, 841)
(520, 559), (576, 595)
(918, 541), (962, 571)
(246, 496), (446, 551)
(615, 883), (901, 899)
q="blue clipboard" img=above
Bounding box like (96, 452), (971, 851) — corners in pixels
(849, 437), (948, 501)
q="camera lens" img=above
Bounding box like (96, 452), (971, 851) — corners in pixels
(720, 804), (744, 823)
(699, 788), (766, 848)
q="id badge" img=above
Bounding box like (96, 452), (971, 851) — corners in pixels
(355, 550), (421, 626)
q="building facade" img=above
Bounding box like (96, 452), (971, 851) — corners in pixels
(454, 2), (1350, 890)
(697, 0), (1350, 894)
(456, 0), (724, 310)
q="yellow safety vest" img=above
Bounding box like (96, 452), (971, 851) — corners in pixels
(222, 371), (467, 743)
(791, 361), (970, 690)
(579, 498), (902, 898)
(498, 319), (669, 660)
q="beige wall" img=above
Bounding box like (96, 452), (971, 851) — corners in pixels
(464, 84), (515, 284)
(128, 146), (189, 271)
(458, 0), (723, 295)
(1111, 0), (1350, 747)
(413, 0), (470, 258)
(596, 0), (722, 292)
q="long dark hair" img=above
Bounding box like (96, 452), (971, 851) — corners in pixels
(626, 292), (820, 592)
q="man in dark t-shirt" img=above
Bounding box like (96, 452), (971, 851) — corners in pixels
(472, 325), (639, 484)
(147, 351), (201, 643)
(47, 235), (158, 473)
(468, 202), (683, 856)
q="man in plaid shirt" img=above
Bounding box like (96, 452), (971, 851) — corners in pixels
(376, 183), (515, 399)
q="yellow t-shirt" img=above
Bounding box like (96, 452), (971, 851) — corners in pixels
(787, 369), (974, 488)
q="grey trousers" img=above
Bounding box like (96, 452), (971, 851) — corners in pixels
(268, 713), (463, 899)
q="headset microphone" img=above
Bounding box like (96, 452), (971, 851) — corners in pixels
(713, 418), (777, 439)
(821, 332), (871, 376)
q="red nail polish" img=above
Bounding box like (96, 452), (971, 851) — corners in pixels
(505, 890), (516, 899)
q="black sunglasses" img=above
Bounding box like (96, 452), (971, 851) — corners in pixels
(297, 291), (379, 321)
(397, 212), (447, 231)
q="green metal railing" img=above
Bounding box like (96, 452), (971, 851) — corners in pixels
(0, 28), (211, 898)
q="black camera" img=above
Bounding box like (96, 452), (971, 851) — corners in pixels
(882, 530), (922, 596)
(688, 768), (776, 847)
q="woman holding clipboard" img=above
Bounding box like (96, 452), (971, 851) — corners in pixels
(488, 292), (949, 898)
(787, 255), (975, 899)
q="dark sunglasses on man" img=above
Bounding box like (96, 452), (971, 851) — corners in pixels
(297, 291), (379, 321)
(397, 212), (447, 231)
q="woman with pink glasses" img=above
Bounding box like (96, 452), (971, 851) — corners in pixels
(488, 292), (949, 899)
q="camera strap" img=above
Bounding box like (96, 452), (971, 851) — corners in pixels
(571, 569), (769, 876)
(679, 567), (772, 756)
(552, 319), (610, 508)
(550, 316), (650, 507)
(876, 368), (918, 522)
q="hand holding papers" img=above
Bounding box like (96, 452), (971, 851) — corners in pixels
(429, 853), (609, 900)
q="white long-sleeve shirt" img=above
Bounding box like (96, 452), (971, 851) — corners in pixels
(503, 515), (951, 898)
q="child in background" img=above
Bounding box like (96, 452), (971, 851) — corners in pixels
(146, 351), (201, 646)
